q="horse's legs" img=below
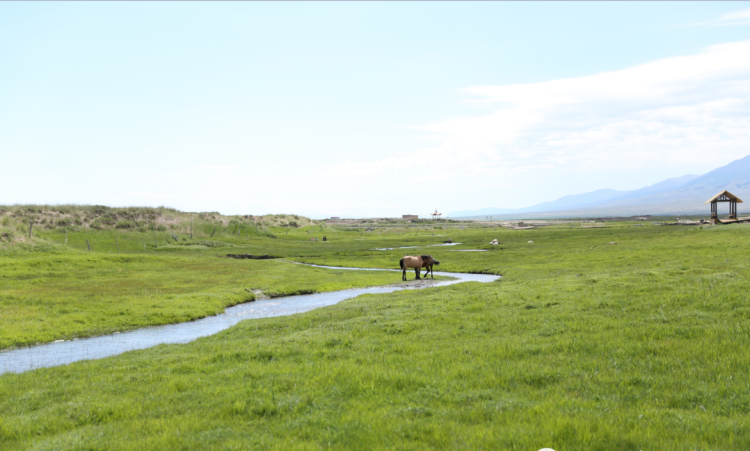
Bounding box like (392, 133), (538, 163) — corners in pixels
(414, 267), (420, 280)
(402, 267), (406, 281)
(429, 264), (434, 279)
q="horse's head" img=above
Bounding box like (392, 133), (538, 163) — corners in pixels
(421, 255), (440, 265)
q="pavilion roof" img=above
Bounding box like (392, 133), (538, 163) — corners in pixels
(704, 190), (744, 204)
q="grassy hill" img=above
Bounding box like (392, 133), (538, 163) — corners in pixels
(0, 204), (317, 247)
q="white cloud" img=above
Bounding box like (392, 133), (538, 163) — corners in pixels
(705, 8), (750, 26)
(330, 40), (750, 181)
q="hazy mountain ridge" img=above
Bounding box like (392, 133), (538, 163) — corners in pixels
(449, 155), (750, 219)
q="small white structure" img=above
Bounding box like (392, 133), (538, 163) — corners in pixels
(528, 241), (534, 244)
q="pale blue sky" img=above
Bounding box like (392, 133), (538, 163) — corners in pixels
(3, 2), (750, 218)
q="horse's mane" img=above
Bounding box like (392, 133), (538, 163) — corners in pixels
(420, 255), (431, 260)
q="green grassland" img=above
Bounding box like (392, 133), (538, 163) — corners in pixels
(1, 205), (750, 449)
(0, 205), (453, 349)
(0, 254), (433, 350)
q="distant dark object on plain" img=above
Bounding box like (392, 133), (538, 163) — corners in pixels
(226, 254), (279, 260)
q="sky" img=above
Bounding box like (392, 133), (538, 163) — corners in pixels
(2, 2), (750, 218)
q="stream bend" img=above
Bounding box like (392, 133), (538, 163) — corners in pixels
(0, 265), (499, 374)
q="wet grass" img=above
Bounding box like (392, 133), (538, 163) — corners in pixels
(1, 220), (750, 448)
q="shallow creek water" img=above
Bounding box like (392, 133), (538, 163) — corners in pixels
(0, 265), (499, 374)
(371, 242), (462, 251)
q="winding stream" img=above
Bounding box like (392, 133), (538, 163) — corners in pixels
(0, 265), (499, 375)
(370, 242), (462, 251)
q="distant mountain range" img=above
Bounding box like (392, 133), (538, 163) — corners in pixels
(449, 155), (750, 219)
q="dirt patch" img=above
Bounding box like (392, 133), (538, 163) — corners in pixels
(396, 278), (446, 289)
(252, 289), (270, 300)
(226, 254), (281, 260)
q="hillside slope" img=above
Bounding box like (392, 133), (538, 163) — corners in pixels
(0, 205), (316, 246)
(450, 155), (750, 218)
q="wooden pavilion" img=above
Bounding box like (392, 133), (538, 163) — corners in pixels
(705, 190), (743, 224)
(430, 209), (442, 220)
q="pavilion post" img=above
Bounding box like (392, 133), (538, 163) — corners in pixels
(711, 201), (718, 224)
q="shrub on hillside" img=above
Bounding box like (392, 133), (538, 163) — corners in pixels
(145, 222), (168, 232)
(90, 216), (117, 229)
(90, 205), (110, 215)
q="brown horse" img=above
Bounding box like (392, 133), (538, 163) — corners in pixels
(399, 255), (440, 280)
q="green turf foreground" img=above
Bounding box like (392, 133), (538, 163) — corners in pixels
(2, 215), (750, 449)
(1, 275), (748, 450)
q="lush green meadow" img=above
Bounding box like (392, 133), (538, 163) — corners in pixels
(0, 254), (426, 350)
(0, 205), (453, 349)
(1, 207), (750, 449)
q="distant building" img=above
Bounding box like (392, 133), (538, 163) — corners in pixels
(330, 216), (341, 220)
(402, 215), (418, 220)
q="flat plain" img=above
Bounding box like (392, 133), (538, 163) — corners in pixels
(1, 206), (749, 449)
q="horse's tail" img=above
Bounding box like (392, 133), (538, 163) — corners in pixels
(399, 258), (404, 270)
